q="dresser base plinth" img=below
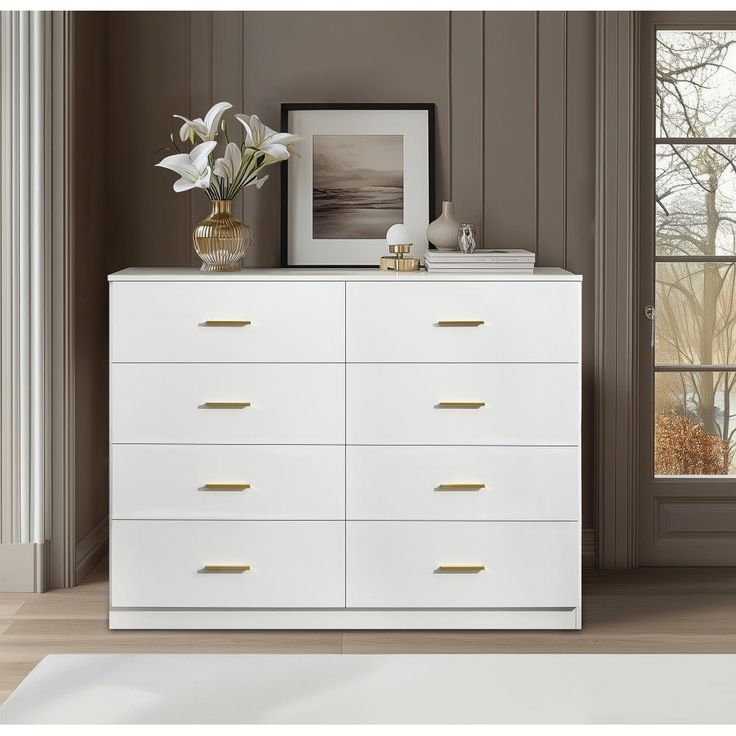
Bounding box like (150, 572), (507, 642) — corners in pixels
(109, 607), (581, 630)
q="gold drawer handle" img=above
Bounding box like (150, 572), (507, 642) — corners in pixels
(200, 402), (251, 409)
(435, 401), (485, 409)
(436, 564), (485, 573)
(202, 565), (251, 573)
(435, 483), (485, 491)
(201, 483), (250, 491)
(436, 320), (484, 327)
(201, 320), (251, 327)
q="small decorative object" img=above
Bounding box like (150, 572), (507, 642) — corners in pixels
(427, 200), (460, 251)
(458, 223), (477, 254)
(156, 101), (299, 271)
(192, 200), (250, 272)
(281, 103), (435, 267)
(380, 223), (420, 271)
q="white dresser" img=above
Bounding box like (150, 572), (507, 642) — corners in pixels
(109, 267), (582, 629)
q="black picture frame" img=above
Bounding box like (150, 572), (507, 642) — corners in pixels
(280, 102), (436, 268)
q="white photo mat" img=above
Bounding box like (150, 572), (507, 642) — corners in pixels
(283, 107), (431, 266)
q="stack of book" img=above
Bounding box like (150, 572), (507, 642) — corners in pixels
(424, 249), (535, 273)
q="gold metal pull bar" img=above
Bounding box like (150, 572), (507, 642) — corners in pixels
(436, 320), (484, 327)
(200, 402), (251, 409)
(201, 483), (251, 491)
(435, 401), (485, 409)
(201, 320), (251, 327)
(436, 564), (485, 573)
(435, 483), (485, 491)
(202, 565), (251, 573)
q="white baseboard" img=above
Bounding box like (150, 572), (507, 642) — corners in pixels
(0, 542), (46, 592)
(582, 528), (595, 569)
(75, 516), (108, 585)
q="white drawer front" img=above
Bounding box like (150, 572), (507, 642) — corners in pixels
(346, 282), (580, 362)
(111, 281), (345, 363)
(112, 445), (345, 520)
(346, 446), (579, 521)
(346, 364), (579, 445)
(111, 363), (345, 444)
(346, 521), (579, 608)
(111, 520), (345, 608)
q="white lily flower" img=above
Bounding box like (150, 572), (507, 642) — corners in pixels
(247, 174), (270, 189)
(235, 114), (300, 161)
(156, 141), (217, 192)
(174, 101), (232, 142)
(213, 142), (242, 183)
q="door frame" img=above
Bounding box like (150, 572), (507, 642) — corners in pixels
(637, 11), (736, 565)
(594, 11), (643, 569)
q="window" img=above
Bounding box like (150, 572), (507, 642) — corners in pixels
(654, 30), (736, 476)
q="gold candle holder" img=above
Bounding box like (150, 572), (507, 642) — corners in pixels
(379, 243), (420, 272)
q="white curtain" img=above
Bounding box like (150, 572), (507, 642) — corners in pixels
(0, 11), (64, 590)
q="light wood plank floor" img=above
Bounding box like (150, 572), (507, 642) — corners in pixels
(1, 559), (734, 705)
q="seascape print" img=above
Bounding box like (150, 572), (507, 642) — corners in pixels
(312, 135), (404, 239)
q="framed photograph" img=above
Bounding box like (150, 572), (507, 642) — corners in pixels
(280, 103), (435, 267)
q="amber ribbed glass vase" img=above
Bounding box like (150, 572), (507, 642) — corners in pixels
(192, 200), (252, 272)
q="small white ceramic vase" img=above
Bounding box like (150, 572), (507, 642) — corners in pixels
(426, 200), (460, 251)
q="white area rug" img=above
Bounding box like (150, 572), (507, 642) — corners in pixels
(1, 653), (734, 724)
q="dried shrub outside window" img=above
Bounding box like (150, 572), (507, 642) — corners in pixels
(655, 412), (732, 475)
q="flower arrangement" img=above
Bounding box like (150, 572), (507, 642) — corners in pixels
(156, 101), (299, 199)
(155, 102), (299, 271)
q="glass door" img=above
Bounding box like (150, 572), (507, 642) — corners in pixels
(640, 20), (736, 564)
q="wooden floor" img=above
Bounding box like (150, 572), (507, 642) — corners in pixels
(1, 559), (735, 705)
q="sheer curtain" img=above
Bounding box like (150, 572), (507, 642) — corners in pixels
(0, 11), (72, 591)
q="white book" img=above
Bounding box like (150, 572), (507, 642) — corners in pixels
(426, 248), (535, 258)
(426, 250), (535, 264)
(425, 261), (534, 269)
(425, 261), (535, 267)
(424, 265), (535, 273)
(425, 261), (534, 266)
(425, 259), (536, 267)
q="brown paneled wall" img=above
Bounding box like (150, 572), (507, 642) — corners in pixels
(93, 12), (596, 530)
(73, 12), (109, 550)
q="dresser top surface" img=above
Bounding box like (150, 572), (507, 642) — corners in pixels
(109, 267), (581, 282)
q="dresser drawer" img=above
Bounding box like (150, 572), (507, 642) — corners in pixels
(346, 364), (579, 445)
(346, 282), (580, 362)
(346, 521), (579, 608)
(111, 520), (345, 608)
(112, 445), (344, 520)
(111, 363), (345, 444)
(111, 281), (344, 363)
(346, 446), (579, 521)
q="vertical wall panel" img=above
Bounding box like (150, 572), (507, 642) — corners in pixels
(537, 11), (566, 266)
(565, 11), (597, 530)
(106, 11), (190, 271)
(211, 12), (245, 225)
(450, 12), (485, 243)
(188, 11), (213, 267)
(594, 11), (641, 568)
(73, 12), (109, 545)
(483, 12), (538, 250)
